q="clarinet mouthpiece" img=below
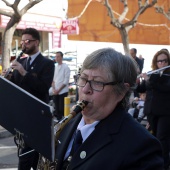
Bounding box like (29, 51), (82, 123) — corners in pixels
(72, 100), (88, 115)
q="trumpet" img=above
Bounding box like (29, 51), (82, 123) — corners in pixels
(4, 50), (25, 78)
(137, 65), (170, 78)
(37, 100), (88, 170)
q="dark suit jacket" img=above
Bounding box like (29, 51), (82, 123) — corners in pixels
(135, 57), (143, 73)
(55, 106), (163, 170)
(149, 73), (170, 116)
(11, 53), (54, 103)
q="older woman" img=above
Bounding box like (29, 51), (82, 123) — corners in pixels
(55, 48), (163, 170)
(137, 49), (170, 170)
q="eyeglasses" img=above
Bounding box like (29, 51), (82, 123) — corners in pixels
(20, 39), (36, 45)
(74, 75), (117, 92)
(157, 59), (168, 64)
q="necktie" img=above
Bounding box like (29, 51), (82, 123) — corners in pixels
(73, 130), (83, 153)
(26, 57), (31, 70)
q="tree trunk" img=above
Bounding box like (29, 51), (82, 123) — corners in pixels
(118, 27), (130, 56)
(2, 21), (19, 69)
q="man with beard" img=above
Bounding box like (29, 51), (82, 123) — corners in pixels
(3, 28), (54, 170)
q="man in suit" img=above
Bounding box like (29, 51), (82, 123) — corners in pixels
(55, 48), (163, 170)
(7, 28), (54, 170)
(130, 48), (144, 98)
(130, 48), (144, 74)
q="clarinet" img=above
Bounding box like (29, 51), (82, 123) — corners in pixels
(4, 50), (25, 78)
(37, 100), (88, 170)
(54, 100), (88, 139)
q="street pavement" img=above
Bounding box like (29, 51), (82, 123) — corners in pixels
(0, 169), (32, 170)
(0, 126), (12, 139)
(0, 168), (18, 170)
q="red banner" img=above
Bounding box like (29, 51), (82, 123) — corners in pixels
(61, 18), (79, 35)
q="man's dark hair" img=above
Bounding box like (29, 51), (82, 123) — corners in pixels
(22, 28), (40, 41)
(56, 51), (63, 58)
(132, 48), (137, 54)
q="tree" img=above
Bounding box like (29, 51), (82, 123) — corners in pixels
(100, 0), (158, 55)
(0, 0), (42, 70)
(155, 5), (170, 20)
(68, 0), (158, 55)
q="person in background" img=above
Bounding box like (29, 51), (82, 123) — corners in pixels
(52, 51), (70, 120)
(130, 48), (144, 73)
(139, 54), (145, 70)
(130, 48), (144, 99)
(2, 28), (54, 170)
(128, 92), (146, 122)
(55, 47), (163, 170)
(137, 49), (170, 170)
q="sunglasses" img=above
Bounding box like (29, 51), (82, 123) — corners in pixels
(20, 39), (36, 45)
(156, 59), (168, 64)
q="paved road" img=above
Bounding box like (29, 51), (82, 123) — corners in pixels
(0, 169), (17, 170)
(0, 136), (18, 169)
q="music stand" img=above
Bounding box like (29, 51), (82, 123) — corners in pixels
(0, 76), (54, 161)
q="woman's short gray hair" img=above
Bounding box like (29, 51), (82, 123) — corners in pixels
(81, 47), (138, 108)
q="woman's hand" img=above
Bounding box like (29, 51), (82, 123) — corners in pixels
(140, 73), (149, 81)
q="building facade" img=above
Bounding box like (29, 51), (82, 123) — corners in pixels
(0, 0), (68, 57)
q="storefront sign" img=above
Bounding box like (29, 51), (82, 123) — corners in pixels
(62, 18), (79, 35)
(0, 13), (62, 32)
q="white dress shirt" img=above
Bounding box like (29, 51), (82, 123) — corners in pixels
(28, 51), (40, 65)
(53, 63), (70, 94)
(64, 117), (99, 160)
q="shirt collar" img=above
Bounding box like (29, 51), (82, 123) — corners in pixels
(29, 51), (40, 63)
(77, 117), (100, 142)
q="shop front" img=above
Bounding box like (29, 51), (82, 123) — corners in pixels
(0, 12), (63, 58)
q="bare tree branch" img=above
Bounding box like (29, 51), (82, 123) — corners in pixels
(0, 0), (43, 69)
(20, 0), (43, 15)
(67, 0), (160, 54)
(13, 0), (21, 8)
(97, 0), (158, 54)
(0, 9), (13, 17)
(155, 6), (170, 20)
(104, 0), (121, 28)
(123, 0), (157, 27)
(1, 0), (12, 7)
(11, 0), (21, 17)
(118, 0), (128, 23)
(138, 0), (142, 8)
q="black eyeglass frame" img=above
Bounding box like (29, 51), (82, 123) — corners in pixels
(74, 75), (118, 92)
(156, 59), (168, 64)
(20, 39), (36, 45)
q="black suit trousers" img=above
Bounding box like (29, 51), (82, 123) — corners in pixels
(53, 92), (68, 120)
(149, 115), (170, 169)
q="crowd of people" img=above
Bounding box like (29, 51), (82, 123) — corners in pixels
(1, 27), (170, 170)
(128, 48), (170, 170)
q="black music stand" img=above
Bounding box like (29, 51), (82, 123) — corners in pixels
(0, 76), (54, 161)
